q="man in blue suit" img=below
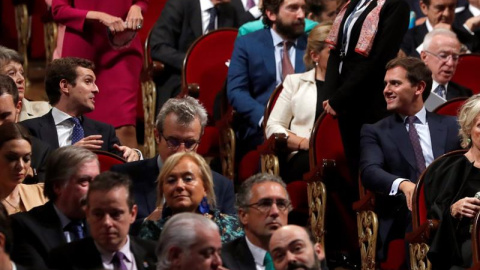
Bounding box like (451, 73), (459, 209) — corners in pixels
(227, 0), (308, 152)
(111, 97), (235, 235)
(359, 57), (461, 262)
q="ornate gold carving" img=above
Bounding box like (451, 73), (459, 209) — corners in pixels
(14, 4), (30, 89)
(410, 243), (431, 270)
(43, 21), (58, 64)
(308, 181), (326, 247)
(141, 79), (157, 158)
(357, 210), (378, 270)
(260, 154), (279, 176)
(219, 127), (235, 181)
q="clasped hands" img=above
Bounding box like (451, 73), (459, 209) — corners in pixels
(90, 5), (143, 34)
(73, 135), (140, 162)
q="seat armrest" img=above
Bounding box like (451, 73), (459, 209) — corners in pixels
(405, 219), (439, 244)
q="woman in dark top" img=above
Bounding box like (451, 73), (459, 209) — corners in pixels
(265, 23), (332, 182)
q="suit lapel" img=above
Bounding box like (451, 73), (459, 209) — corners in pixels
(262, 30), (277, 82)
(388, 115), (417, 171)
(35, 202), (68, 250)
(427, 112), (447, 159)
(130, 238), (156, 270)
(235, 237), (257, 269)
(81, 116), (98, 137)
(414, 23), (428, 47)
(40, 112), (60, 148)
(191, 0), (203, 37)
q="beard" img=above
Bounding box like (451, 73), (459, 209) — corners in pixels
(275, 17), (305, 40)
(286, 255), (322, 270)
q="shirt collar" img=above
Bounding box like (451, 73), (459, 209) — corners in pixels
(401, 106), (427, 124)
(96, 235), (133, 265)
(425, 20), (433, 32)
(470, 4), (480, 16)
(52, 107), (75, 126)
(200, 0), (214, 12)
(245, 236), (268, 267)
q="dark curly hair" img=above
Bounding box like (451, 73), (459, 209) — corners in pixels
(262, 0), (285, 27)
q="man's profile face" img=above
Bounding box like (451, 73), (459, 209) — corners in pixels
(239, 182), (289, 245)
(269, 226), (323, 270)
(55, 159), (99, 219)
(383, 66), (423, 115)
(420, 0), (456, 26)
(86, 186), (137, 252)
(65, 67), (99, 115)
(174, 228), (223, 270)
(0, 94), (18, 125)
(268, 0), (306, 40)
(421, 34), (461, 85)
(156, 113), (202, 162)
(1, 61), (25, 101)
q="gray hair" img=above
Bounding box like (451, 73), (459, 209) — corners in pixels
(155, 97), (208, 134)
(236, 173), (290, 210)
(458, 94), (480, 148)
(423, 28), (459, 51)
(44, 146), (99, 201)
(0, 46), (23, 69)
(156, 213), (219, 270)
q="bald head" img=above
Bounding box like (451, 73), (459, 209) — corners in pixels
(269, 225), (324, 270)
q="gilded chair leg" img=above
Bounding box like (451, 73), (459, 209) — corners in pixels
(308, 181), (326, 248)
(219, 127), (235, 181)
(357, 210), (378, 270)
(141, 79), (157, 158)
(260, 154), (279, 176)
(15, 4), (30, 89)
(409, 243), (431, 270)
(43, 21), (58, 64)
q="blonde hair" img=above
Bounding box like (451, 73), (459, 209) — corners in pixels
(303, 22), (333, 70)
(156, 152), (216, 209)
(458, 94), (480, 148)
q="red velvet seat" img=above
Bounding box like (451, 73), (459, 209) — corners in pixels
(432, 97), (468, 116)
(93, 150), (126, 172)
(451, 54), (480, 94)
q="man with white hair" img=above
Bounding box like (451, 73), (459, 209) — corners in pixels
(421, 28), (472, 110)
(156, 213), (223, 270)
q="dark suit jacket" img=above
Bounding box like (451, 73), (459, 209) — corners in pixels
(221, 236), (257, 270)
(359, 111), (461, 257)
(10, 201), (88, 270)
(454, 4), (480, 36)
(110, 156), (236, 234)
(150, 0), (239, 108)
(24, 136), (51, 184)
(400, 22), (480, 58)
(446, 81), (473, 100)
(48, 236), (156, 270)
(20, 110), (121, 156)
(227, 29), (307, 145)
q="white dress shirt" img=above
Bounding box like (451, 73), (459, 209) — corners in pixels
(246, 236), (268, 270)
(52, 107), (77, 147)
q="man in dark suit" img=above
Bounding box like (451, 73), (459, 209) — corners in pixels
(21, 57), (140, 162)
(0, 203), (29, 270)
(222, 173), (289, 270)
(227, 0), (307, 152)
(400, 0), (480, 57)
(0, 75), (50, 183)
(111, 97), (235, 235)
(421, 28), (472, 111)
(359, 57), (461, 262)
(10, 146), (100, 269)
(151, 0), (239, 110)
(155, 213), (223, 270)
(48, 171), (157, 270)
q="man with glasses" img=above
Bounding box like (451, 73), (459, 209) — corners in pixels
(222, 173), (290, 270)
(421, 28), (472, 110)
(111, 97), (235, 235)
(359, 57), (461, 264)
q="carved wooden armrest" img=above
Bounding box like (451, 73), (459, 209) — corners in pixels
(353, 191), (376, 212)
(405, 219), (439, 244)
(152, 60), (164, 78)
(303, 159), (336, 182)
(257, 133), (288, 155)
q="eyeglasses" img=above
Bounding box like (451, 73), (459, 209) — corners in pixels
(246, 198), (291, 213)
(160, 133), (200, 151)
(424, 50), (460, 62)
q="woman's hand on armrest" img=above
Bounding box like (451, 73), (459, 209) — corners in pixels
(450, 197), (480, 219)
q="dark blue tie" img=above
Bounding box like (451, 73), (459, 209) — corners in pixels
(207, 7), (217, 33)
(65, 220), (85, 241)
(69, 117), (84, 144)
(434, 84), (446, 99)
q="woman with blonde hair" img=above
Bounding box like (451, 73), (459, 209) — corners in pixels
(139, 152), (243, 243)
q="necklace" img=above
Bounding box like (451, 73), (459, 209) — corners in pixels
(2, 198), (21, 213)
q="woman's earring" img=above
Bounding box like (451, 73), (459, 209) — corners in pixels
(199, 196), (210, 214)
(315, 61), (318, 66)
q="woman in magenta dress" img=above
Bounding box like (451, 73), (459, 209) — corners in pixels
(51, 0), (149, 148)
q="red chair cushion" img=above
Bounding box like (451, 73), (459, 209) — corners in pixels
(451, 54), (480, 94)
(238, 150), (261, 184)
(433, 98), (467, 116)
(196, 126), (219, 156)
(286, 180), (308, 211)
(95, 152), (126, 172)
(380, 239), (407, 270)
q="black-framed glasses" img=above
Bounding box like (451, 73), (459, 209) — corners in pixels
(424, 50), (460, 62)
(246, 198), (291, 212)
(160, 133), (200, 151)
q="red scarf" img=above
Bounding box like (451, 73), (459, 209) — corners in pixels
(325, 0), (386, 57)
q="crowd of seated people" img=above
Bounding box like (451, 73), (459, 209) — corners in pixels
(4, 0), (480, 267)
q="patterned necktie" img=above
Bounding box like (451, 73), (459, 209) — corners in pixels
(112, 251), (128, 270)
(246, 0), (255, 9)
(69, 117), (84, 144)
(264, 252), (275, 270)
(206, 7), (217, 33)
(64, 220), (84, 242)
(282, 41), (294, 80)
(407, 116), (426, 179)
(434, 84), (446, 99)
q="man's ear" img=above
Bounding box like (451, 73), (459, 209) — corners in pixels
(416, 81), (426, 97)
(420, 1), (429, 16)
(15, 100), (22, 122)
(154, 128), (161, 144)
(266, 9), (277, 24)
(313, 243), (325, 261)
(168, 246), (183, 267)
(238, 208), (249, 227)
(59, 79), (70, 95)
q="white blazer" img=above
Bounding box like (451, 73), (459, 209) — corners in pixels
(266, 68), (318, 140)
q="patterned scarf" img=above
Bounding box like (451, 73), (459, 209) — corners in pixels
(325, 0), (386, 57)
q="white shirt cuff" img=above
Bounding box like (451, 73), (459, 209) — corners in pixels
(390, 178), (409, 195)
(258, 116), (264, 128)
(463, 23), (475, 35)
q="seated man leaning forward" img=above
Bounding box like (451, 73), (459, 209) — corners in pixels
(20, 57), (140, 162)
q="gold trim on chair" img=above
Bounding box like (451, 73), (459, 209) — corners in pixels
(43, 21), (57, 64)
(219, 127), (235, 181)
(308, 181), (326, 248)
(14, 3), (30, 89)
(260, 154), (279, 176)
(357, 210), (378, 270)
(409, 243), (431, 270)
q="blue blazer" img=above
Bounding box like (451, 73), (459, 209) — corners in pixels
(227, 28), (307, 141)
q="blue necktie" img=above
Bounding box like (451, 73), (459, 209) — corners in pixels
(206, 7), (217, 33)
(434, 84), (446, 99)
(69, 117), (84, 144)
(65, 220), (84, 242)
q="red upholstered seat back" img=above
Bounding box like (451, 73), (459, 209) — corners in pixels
(262, 84), (284, 136)
(433, 97), (467, 116)
(93, 150), (126, 172)
(417, 178), (427, 224)
(183, 29), (238, 118)
(451, 54), (480, 94)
